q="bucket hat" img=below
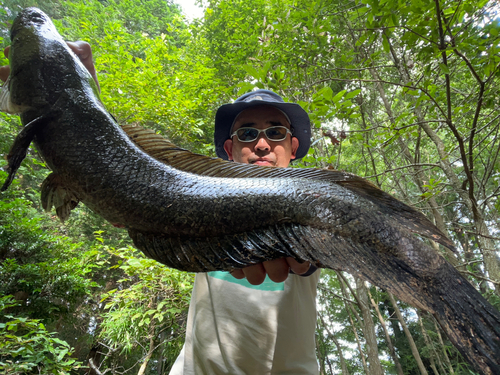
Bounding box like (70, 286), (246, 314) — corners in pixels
(214, 89), (311, 160)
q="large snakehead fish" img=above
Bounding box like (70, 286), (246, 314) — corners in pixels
(1, 8), (499, 374)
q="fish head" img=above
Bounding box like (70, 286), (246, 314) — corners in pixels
(1, 7), (100, 115)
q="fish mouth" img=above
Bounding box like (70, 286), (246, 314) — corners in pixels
(28, 9), (47, 24)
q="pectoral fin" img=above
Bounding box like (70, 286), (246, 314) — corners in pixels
(41, 173), (79, 221)
(1, 113), (51, 191)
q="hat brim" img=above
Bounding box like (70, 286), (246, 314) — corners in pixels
(214, 101), (311, 160)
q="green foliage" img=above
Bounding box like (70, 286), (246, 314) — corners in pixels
(0, 194), (95, 321)
(60, 0), (186, 40)
(95, 240), (193, 371)
(0, 295), (82, 374)
(55, 0), (221, 152)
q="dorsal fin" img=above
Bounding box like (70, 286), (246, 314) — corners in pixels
(121, 123), (364, 181)
(121, 123), (455, 251)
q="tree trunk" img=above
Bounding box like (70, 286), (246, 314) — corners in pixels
(157, 329), (166, 375)
(319, 312), (350, 375)
(137, 325), (156, 375)
(433, 319), (455, 374)
(388, 293), (428, 375)
(368, 288), (404, 375)
(338, 274), (369, 374)
(331, 334), (350, 375)
(417, 312), (440, 375)
(356, 278), (384, 375)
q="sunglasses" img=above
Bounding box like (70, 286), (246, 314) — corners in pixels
(230, 126), (292, 142)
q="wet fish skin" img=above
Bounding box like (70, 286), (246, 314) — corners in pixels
(1, 8), (500, 374)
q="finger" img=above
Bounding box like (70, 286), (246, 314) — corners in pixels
(66, 41), (100, 91)
(242, 263), (267, 285)
(286, 257), (311, 275)
(230, 269), (245, 279)
(67, 41), (88, 56)
(263, 258), (290, 283)
(4, 46), (10, 59)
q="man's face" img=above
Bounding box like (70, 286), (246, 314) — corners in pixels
(223, 106), (299, 168)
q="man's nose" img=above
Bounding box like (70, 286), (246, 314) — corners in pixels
(254, 135), (271, 151)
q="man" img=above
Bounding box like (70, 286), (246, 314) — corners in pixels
(170, 90), (320, 375)
(1, 45), (320, 374)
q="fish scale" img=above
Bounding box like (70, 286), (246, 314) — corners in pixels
(1, 7), (500, 374)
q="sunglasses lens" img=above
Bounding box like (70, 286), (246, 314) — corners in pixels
(234, 126), (289, 142)
(265, 127), (288, 140)
(236, 128), (259, 141)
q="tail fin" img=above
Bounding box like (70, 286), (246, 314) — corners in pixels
(430, 262), (500, 374)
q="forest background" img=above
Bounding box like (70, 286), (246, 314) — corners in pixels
(0, 0), (499, 374)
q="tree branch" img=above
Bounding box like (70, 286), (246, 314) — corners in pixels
(365, 163), (440, 179)
(460, 271), (500, 286)
(465, 231), (500, 241)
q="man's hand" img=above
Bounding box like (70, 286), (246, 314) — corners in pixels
(231, 257), (311, 285)
(0, 42), (99, 90)
(66, 41), (99, 91)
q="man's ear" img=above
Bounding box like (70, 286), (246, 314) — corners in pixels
(223, 139), (234, 161)
(290, 137), (299, 160)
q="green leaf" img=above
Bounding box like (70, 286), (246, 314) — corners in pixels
(126, 258), (143, 268)
(243, 65), (261, 80)
(406, 89), (420, 96)
(332, 90), (346, 103)
(443, 7), (455, 16)
(132, 313), (142, 320)
(57, 348), (69, 361)
(355, 33), (368, 46)
(439, 63), (450, 74)
(344, 89), (361, 100)
(315, 86), (334, 101)
(382, 34), (390, 53)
